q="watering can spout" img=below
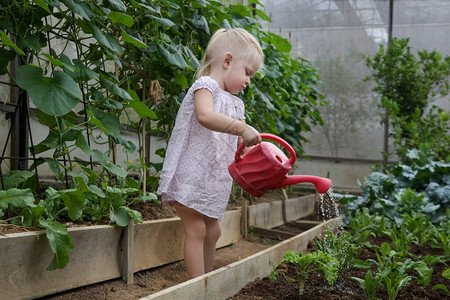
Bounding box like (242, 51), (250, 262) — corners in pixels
(279, 175), (332, 194)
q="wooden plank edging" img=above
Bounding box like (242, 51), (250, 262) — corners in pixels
(0, 211), (241, 300)
(0, 225), (123, 300)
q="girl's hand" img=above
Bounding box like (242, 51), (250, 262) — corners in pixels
(241, 124), (261, 146)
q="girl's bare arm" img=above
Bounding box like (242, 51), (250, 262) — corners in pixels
(194, 88), (261, 146)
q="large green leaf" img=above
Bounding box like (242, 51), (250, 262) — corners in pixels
(133, 1), (160, 13)
(0, 48), (17, 75)
(0, 188), (35, 210)
(110, 206), (131, 226)
(17, 26), (41, 52)
(109, 11), (134, 27)
(58, 189), (85, 220)
(443, 268), (450, 279)
(87, 105), (121, 137)
(81, 166), (100, 184)
(108, 0), (126, 12)
(253, 7), (271, 22)
(182, 46), (200, 70)
(121, 31), (147, 49)
(43, 53), (75, 72)
(16, 65), (80, 116)
(99, 77), (133, 100)
(185, 15), (209, 34)
(3, 171), (35, 190)
(157, 44), (187, 69)
(88, 23), (122, 53)
(125, 206), (143, 223)
(39, 218), (74, 270)
(144, 15), (175, 27)
(33, 0), (51, 13)
(88, 185), (106, 198)
(21, 205), (45, 227)
(414, 261), (433, 285)
(192, 0), (207, 8)
(174, 71), (188, 88)
(0, 30), (25, 55)
(108, 0), (127, 12)
(162, 0), (180, 9)
(126, 91), (157, 119)
(64, 58), (99, 82)
(43, 157), (63, 181)
(262, 32), (291, 53)
(127, 100), (157, 119)
(69, 171), (105, 198)
(75, 133), (91, 156)
(93, 149), (128, 178)
(61, 0), (95, 20)
(68, 171), (89, 192)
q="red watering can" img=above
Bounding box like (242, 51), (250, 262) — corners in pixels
(228, 133), (332, 197)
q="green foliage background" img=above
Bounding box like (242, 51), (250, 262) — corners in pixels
(0, 0), (324, 269)
(365, 37), (450, 162)
(0, 0), (323, 183)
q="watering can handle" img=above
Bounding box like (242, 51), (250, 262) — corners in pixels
(235, 133), (296, 166)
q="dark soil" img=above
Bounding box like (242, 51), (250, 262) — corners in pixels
(231, 235), (450, 300)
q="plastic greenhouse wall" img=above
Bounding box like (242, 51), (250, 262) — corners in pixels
(259, 0), (450, 189)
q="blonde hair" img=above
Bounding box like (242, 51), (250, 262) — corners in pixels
(195, 28), (264, 79)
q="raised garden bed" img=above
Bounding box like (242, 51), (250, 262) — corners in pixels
(1, 194), (317, 300)
(231, 235), (449, 300)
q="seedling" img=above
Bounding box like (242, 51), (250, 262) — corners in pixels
(270, 250), (339, 295)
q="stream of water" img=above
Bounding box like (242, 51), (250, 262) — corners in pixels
(318, 186), (344, 231)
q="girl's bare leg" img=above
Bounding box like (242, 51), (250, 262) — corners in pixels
(175, 205), (206, 279)
(203, 216), (221, 273)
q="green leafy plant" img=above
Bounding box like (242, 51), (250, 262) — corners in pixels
(0, 188), (35, 220)
(1, 170), (36, 191)
(367, 243), (432, 300)
(432, 268), (450, 294)
(38, 218), (75, 271)
(430, 232), (450, 257)
(0, 170), (151, 270)
(346, 207), (390, 243)
(382, 268), (414, 300)
(314, 227), (361, 277)
(1, 0), (323, 191)
(270, 250), (339, 295)
(365, 37), (450, 162)
(381, 228), (415, 258)
(1, 0), (325, 270)
(350, 270), (383, 300)
(367, 244), (412, 300)
(344, 149), (450, 225)
(401, 212), (439, 247)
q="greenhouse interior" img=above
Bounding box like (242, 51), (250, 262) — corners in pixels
(0, 1), (449, 299)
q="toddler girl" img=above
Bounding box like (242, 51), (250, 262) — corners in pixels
(157, 28), (264, 279)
